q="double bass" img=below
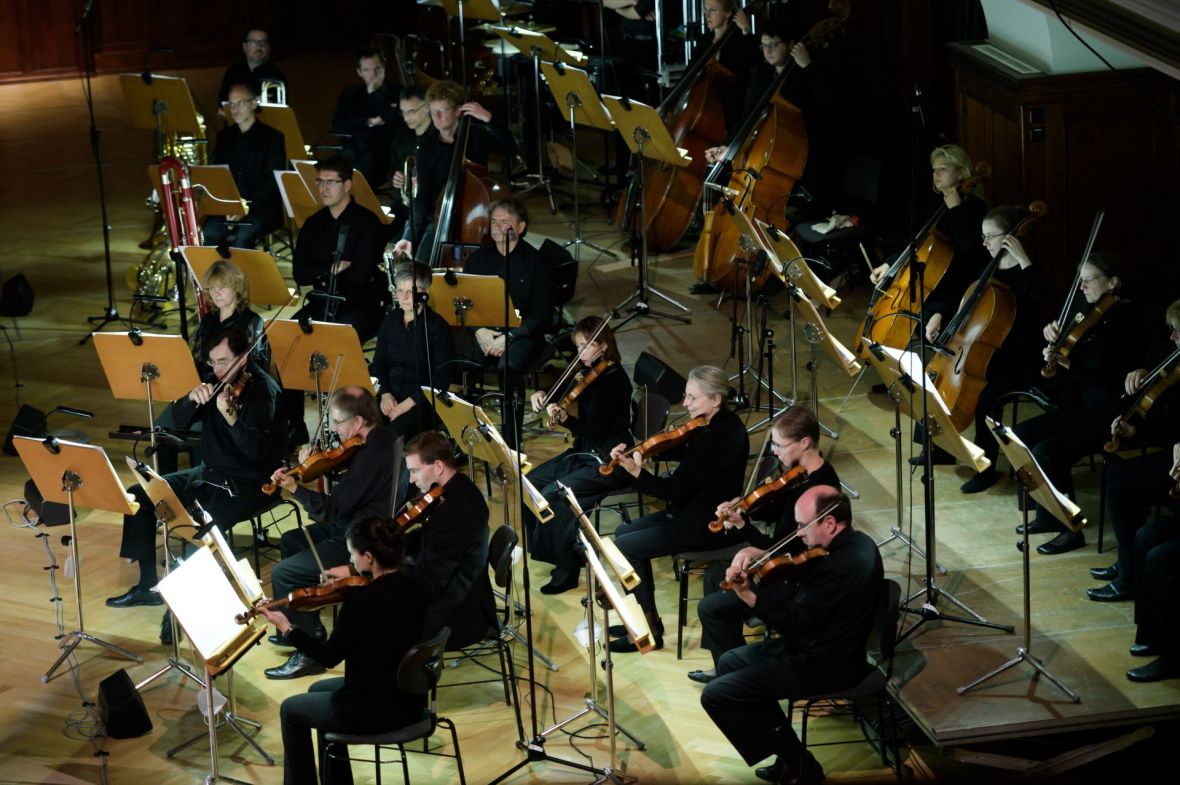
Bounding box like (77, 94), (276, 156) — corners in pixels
(697, 1), (850, 296)
(927, 202), (1047, 431)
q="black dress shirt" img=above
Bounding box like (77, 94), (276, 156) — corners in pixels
(293, 199), (386, 306)
(924, 194), (990, 322)
(292, 425), (400, 539)
(218, 60), (288, 104)
(369, 305), (456, 409)
(190, 308), (269, 383)
(464, 240), (554, 341)
(559, 362), (633, 460)
(742, 460), (841, 549)
(211, 120), (286, 234)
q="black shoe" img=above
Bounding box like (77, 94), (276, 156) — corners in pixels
(960, 468), (997, 494)
(1127, 657), (1180, 683)
(1015, 518), (1059, 536)
(608, 618), (664, 638)
(106, 587), (164, 608)
(1090, 564), (1118, 581)
(1036, 530), (1085, 555)
(608, 630), (663, 653)
(159, 610), (182, 645)
(539, 567), (580, 595)
(755, 759), (785, 783)
(908, 448), (954, 466)
(1130, 643), (1158, 658)
(268, 631), (292, 647)
(783, 758), (825, 785)
(687, 668), (717, 684)
(689, 280), (719, 295)
(265, 652), (326, 680)
(1087, 582), (1132, 602)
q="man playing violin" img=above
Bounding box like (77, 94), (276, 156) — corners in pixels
(402, 431), (496, 647)
(700, 485), (882, 785)
(690, 406), (840, 683)
(108, 328), (284, 631)
(264, 387), (400, 680)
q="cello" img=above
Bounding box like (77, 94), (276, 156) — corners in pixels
(697, 1), (851, 296)
(926, 202), (1047, 431)
(851, 165), (990, 361)
(614, 2), (759, 252)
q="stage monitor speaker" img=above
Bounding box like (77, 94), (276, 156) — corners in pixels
(634, 351), (688, 406)
(3, 403), (47, 456)
(1, 273), (33, 317)
(98, 668), (153, 739)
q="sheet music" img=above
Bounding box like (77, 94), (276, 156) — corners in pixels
(204, 525), (265, 602)
(157, 547), (251, 662)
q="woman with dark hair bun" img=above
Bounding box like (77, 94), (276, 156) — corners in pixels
(259, 517), (429, 785)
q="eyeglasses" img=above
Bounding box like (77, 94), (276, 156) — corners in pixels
(981, 232), (1007, 241)
(245, 38), (270, 47)
(1080, 274), (1107, 284)
(207, 357), (235, 369)
(772, 439), (797, 450)
(315, 178), (344, 187)
(224, 99), (254, 109)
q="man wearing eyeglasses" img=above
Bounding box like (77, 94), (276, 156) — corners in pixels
(387, 85), (435, 235)
(202, 82), (286, 250)
(700, 485), (883, 785)
(218, 29), (287, 105)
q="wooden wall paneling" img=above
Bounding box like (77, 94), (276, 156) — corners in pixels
(0, 1), (28, 76)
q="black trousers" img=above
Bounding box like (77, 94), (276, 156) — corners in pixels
(698, 568), (756, 667)
(271, 524), (351, 636)
(280, 678), (366, 785)
(613, 512), (718, 620)
(700, 637), (865, 767)
(1013, 406), (1110, 534)
(202, 214), (279, 250)
(118, 466), (271, 585)
(522, 450), (626, 569)
(477, 334), (546, 449)
(1132, 519), (1180, 662)
(1106, 450), (1173, 590)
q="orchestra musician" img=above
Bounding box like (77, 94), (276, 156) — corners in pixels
(691, 406), (840, 683)
(333, 48), (404, 187)
(402, 431), (496, 647)
(694, 0), (753, 129)
(108, 327), (284, 637)
(202, 82), (286, 250)
(218, 29), (287, 105)
(699, 486), (882, 785)
(391, 79), (516, 264)
(1007, 255), (1135, 556)
(387, 85), (435, 235)
(368, 261), (455, 439)
(264, 387), (400, 680)
(1091, 301), (1180, 601)
(154, 259), (271, 475)
(1124, 510), (1180, 682)
(607, 365), (749, 653)
(523, 316), (633, 595)
(258, 517), (430, 785)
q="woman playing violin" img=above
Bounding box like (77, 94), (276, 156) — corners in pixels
(700, 486), (882, 785)
(691, 406), (839, 681)
(522, 316), (633, 595)
(264, 387), (401, 680)
(607, 365), (750, 653)
(1092, 301), (1180, 601)
(258, 516), (430, 785)
(1010, 253), (1138, 555)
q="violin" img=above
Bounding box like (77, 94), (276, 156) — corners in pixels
(719, 546), (829, 591)
(708, 465), (808, 533)
(548, 358), (615, 430)
(223, 369), (252, 415)
(1104, 345), (1180, 453)
(393, 486), (445, 530)
(262, 434), (366, 495)
(235, 575), (371, 624)
(599, 416), (709, 476)
(1042, 292), (1123, 378)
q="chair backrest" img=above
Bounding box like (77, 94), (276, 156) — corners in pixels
(634, 351), (687, 407)
(842, 157), (884, 212)
(396, 625), (451, 695)
(630, 386), (671, 442)
(487, 524), (518, 590)
(539, 239), (578, 310)
(868, 579), (902, 674)
(276, 170), (319, 229)
(347, 170), (395, 225)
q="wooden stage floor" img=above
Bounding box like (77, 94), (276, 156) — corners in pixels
(1, 53), (1178, 784)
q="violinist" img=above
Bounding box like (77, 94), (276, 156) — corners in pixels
(1123, 509), (1180, 682)
(368, 261), (455, 439)
(108, 328), (284, 626)
(691, 406), (839, 681)
(607, 365), (750, 653)
(522, 316), (633, 595)
(391, 79), (516, 263)
(155, 260), (271, 474)
(402, 431), (496, 647)
(1007, 256), (1136, 556)
(1092, 302), (1180, 601)
(264, 387), (400, 680)
(700, 486), (882, 785)
(257, 517), (430, 785)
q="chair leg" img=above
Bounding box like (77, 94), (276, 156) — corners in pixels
(498, 638), (512, 706)
(1098, 460), (1107, 553)
(677, 561), (689, 660)
(439, 716), (468, 785)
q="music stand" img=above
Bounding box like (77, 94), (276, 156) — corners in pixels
(439, 0), (504, 86)
(189, 164), (249, 217)
(426, 272), (521, 330)
(124, 457), (206, 693)
(755, 219), (842, 310)
(269, 319), (373, 440)
(603, 96), (692, 329)
(292, 160), (325, 206)
(182, 246), (297, 307)
(541, 60), (618, 262)
(862, 343), (1013, 642)
(120, 74), (203, 162)
(956, 417), (1084, 702)
(92, 331), (202, 473)
(13, 437), (143, 682)
(157, 533), (272, 780)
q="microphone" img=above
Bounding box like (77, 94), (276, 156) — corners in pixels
(128, 328), (144, 346)
(52, 406), (94, 419)
(911, 78), (927, 128)
(191, 500), (215, 539)
(751, 249), (770, 277)
(334, 224), (350, 260)
(143, 429), (187, 457)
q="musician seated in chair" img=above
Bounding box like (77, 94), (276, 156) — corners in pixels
(264, 387), (401, 680)
(691, 406), (840, 683)
(387, 85), (435, 236)
(369, 261), (455, 440)
(333, 48), (404, 187)
(258, 517), (430, 785)
(218, 29), (287, 105)
(201, 83), (286, 250)
(391, 79), (516, 265)
(108, 327), (284, 635)
(1123, 510), (1180, 683)
(700, 486), (882, 785)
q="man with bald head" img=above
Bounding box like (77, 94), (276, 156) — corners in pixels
(700, 485), (884, 785)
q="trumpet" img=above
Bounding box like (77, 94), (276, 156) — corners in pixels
(258, 79), (287, 107)
(401, 154), (416, 206)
